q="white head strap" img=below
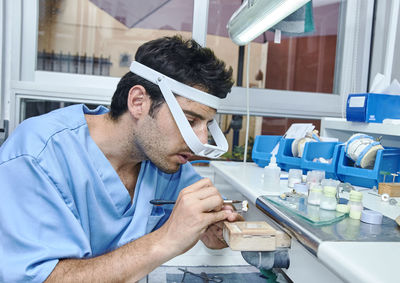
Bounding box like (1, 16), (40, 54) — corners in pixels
(130, 61), (228, 158)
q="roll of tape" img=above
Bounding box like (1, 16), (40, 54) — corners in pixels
(361, 210), (383, 225)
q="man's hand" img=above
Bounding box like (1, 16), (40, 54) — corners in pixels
(200, 205), (245, 249)
(158, 178), (232, 256)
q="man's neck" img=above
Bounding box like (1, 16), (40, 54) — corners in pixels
(85, 113), (143, 199)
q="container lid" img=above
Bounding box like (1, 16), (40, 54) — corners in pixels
(336, 204), (350, 214)
(323, 186), (337, 197)
(294, 183), (308, 193)
(349, 190), (363, 201)
(361, 210), (383, 225)
(310, 185), (323, 192)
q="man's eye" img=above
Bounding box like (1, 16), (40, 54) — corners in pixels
(187, 119), (195, 126)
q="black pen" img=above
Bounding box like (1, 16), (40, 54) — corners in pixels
(149, 199), (243, 206)
(149, 199), (249, 212)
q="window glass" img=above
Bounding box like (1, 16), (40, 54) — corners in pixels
(207, 0), (341, 94)
(206, 0), (242, 86)
(218, 114), (321, 162)
(20, 99), (104, 121)
(37, 0), (194, 77)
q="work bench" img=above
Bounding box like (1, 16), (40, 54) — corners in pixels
(211, 161), (400, 283)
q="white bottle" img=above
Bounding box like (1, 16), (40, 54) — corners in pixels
(264, 154), (281, 191)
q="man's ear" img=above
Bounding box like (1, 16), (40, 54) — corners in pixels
(126, 85), (150, 119)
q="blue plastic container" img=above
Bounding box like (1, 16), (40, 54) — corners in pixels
(301, 142), (340, 179)
(252, 135), (282, 167)
(336, 146), (400, 188)
(276, 138), (302, 172)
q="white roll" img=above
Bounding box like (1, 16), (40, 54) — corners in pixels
(345, 133), (383, 168)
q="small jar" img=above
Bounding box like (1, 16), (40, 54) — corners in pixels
(320, 186), (337, 210)
(288, 169), (302, 188)
(348, 190), (363, 219)
(294, 182), (308, 195)
(308, 185), (323, 205)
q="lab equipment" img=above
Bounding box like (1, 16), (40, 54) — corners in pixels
(337, 146), (400, 188)
(241, 250), (290, 270)
(251, 135), (282, 168)
(301, 141), (341, 179)
(308, 185), (323, 206)
(378, 181), (400, 197)
(149, 199), (249, 212)
(222, 221), (291, 251)
(130, 61), (228, 158)
(263, 154), (281, 191)
(344, 133), (383, 168)
(150, 199), (242, 205)
(276, 138), (302, 172)
(336, 204), (350, 214)
(360, 210), (383, 225)
(293, 183), (308, 195)
(227, 0), (311, 45)
(348, 190), (363, 219)
(320, 186), (337, 210)
(288, 169), (302, 188)
(306, 170), (325, 184)
(346, 93), (400, 123)
(178, 268), (223, 283)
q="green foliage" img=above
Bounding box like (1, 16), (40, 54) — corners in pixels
(221, 136), (254, 162)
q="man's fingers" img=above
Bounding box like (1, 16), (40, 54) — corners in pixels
(204, 210), (231, 227)
(181, 178), (213, 194)
(226, 212), (245, 222)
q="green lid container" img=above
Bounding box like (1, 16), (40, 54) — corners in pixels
(323, 186), (337, 197)
(349, 190), (363, 202)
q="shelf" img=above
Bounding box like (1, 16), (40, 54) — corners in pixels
(321, 118), (400, 147)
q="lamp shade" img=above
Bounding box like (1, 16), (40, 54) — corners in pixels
(227, 0), (311, 46)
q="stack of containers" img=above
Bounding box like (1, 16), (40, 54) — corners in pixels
(336, 147), (400, 188)
(301, 141), (341, 179)
(252, 135), (400, 190)
(252, 135), (282, 167)
(276, 138), (303, 172)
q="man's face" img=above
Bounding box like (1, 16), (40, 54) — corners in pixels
(134, 95), (217, 174)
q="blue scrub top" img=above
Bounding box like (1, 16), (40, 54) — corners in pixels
(0, 104), (202, 282)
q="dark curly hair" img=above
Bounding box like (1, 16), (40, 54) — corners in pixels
(109, 35), (234, 119)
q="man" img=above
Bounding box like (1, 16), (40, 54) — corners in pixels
(0, 35), (242, 282)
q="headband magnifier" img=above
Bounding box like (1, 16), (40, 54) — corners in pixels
(130, 61), (228, 158)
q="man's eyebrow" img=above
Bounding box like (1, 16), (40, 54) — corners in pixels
(183, 110), (213, 123)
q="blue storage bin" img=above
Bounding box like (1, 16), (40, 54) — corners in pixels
(252, 135), (282, 167)
(301, 142), (340, 179)
(336, 146), (400, 188)
(277, 138), (302, 172)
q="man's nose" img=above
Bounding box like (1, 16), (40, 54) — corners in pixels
(194, 124), (209, 144)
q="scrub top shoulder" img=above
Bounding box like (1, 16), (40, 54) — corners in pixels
(0, 104), (202, 283)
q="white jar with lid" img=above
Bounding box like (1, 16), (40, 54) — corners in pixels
(348, 190), (363, 219)
(320, 186), (337, 210)
(308, 184), (323, 205)
(288, 169), (302, 188)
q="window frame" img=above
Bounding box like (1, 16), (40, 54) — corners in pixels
(3, 0), (378, 132)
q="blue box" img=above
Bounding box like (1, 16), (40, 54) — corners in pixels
(336, 146), (400, 188)
(276, 138), (302, 172)
(346, 93), (400, 123)
(301, 142), (340, 179)
(252, 135), (282, 167)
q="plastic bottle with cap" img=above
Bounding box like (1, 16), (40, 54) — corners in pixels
(264, 154), (281, 191)
(348, 190), (363, 219)
(320, 186), (337, 210)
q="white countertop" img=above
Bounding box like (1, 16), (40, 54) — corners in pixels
(211, 161), (400, 283)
